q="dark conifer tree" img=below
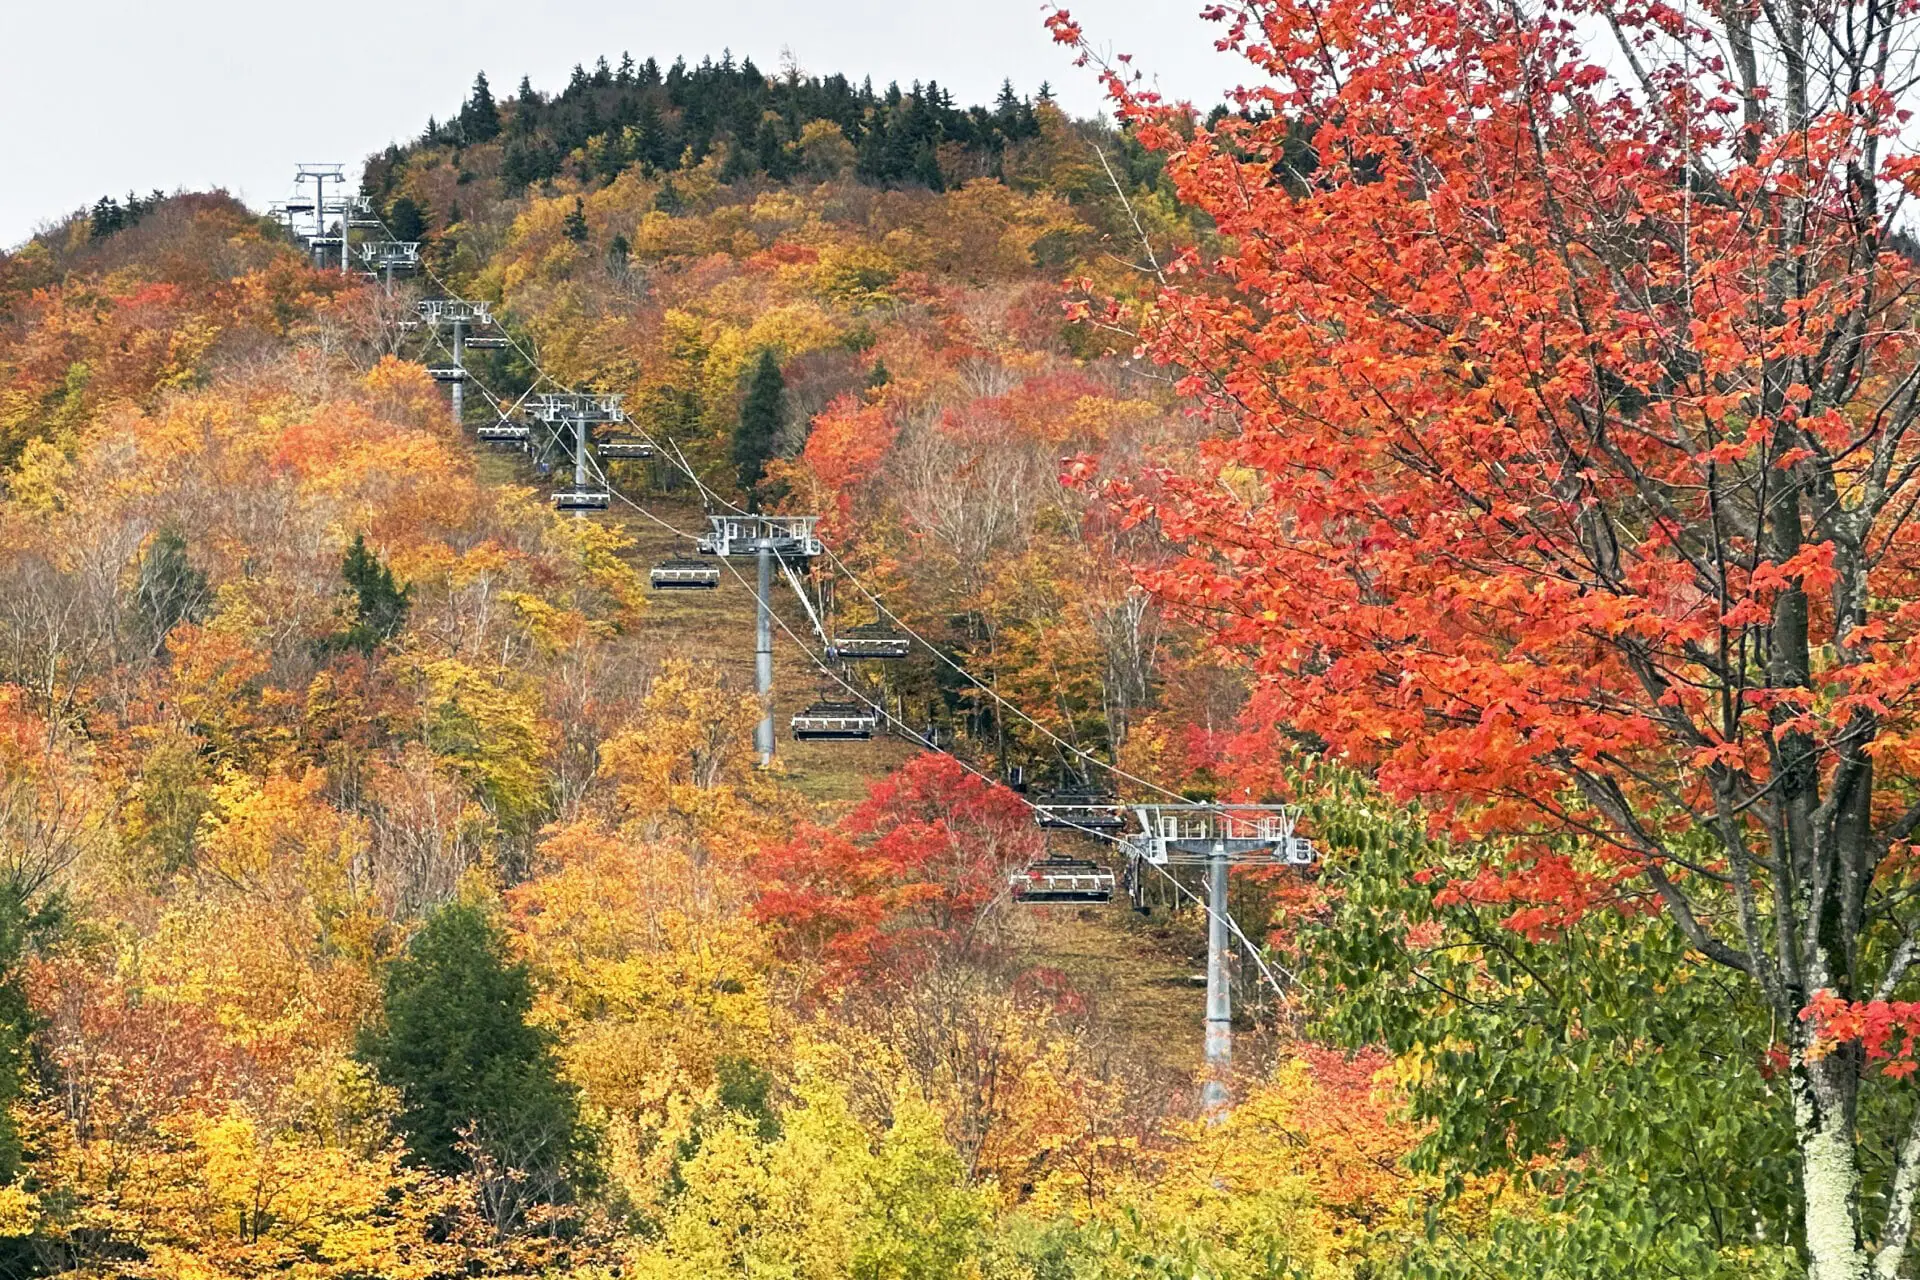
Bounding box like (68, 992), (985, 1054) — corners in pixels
(562, 197), (590, 243)
(339, 532), (411, 654)
(595, 131), (630, 182)
(635, 96), (670, 170)
(995, 79), (1021, 121)
(387, 195), (427, 241)
(915, 143), (945, 191)
(732, 349), (785, 501)
(136, 528), (207, 653)
(357, 903), (589, 1194)
(500, 139), (540, 190)
(89, 197), (122, 241)
(0, 889), (61, 1192)
(460, 71), (501, 142)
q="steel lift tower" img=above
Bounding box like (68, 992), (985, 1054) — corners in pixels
(416, 300), (496, 426)
(527, 393), (619, 513)
(309, 193), (372, 273)
(357, 239), (422, 293)
(292, 165), (347, 270)
(340, 195), (381, 276)
(698, 515), (825, 765)
(1120, 804), (1316, 1111)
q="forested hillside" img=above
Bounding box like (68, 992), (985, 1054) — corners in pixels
(10, 0), (1920, 1275)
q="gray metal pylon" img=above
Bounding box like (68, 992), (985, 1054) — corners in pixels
(313, 170), (327, 267)
(756, 543), (775, 766)
(1203, 843), (1231, 1112)
(450, 321), (466, 426)
(573, 414), (588, 515)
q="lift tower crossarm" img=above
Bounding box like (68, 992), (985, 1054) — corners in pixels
(698, 515), (822, 561)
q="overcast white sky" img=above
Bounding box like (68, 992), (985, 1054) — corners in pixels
(0, 1), (1243, 248)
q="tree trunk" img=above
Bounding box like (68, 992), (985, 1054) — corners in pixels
(1799, 1055), (1872, 1280)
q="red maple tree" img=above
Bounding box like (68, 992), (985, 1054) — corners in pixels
(753, 752), (1042, 987)
(1052, 0), (1920, 1271)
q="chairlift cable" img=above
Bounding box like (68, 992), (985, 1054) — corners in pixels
(821, 543), (1193, 806)
(598, 480), (1297, 1001)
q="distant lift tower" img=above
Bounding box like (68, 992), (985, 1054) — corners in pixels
(698, 515), (825, 766)
(527, 393), (619, 514)
(1121, 805), (1317, 1112)
(416, 299), (495, 426)
(357, 239), (422, 293)
(292, 164), (348, 271)
(312, 195), (374, 274)
(342, 195), (382, 275)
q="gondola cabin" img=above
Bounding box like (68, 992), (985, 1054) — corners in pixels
(650, 558), (720, 590)
(831, 622), (911, 660)
(1032, 791), (1127, 831)
(462, 335), (510, 350)
(1010, 857), (1116, 904)
(550, 489), (610, 513)
(476, 422), (530, 445)
(426, 366), (466, 382)
(597, 438), (656, 460)
(791, 700), (877, 740)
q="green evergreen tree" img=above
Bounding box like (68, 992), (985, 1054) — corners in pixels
(89, 196), (123, 241)
(0, 879), (61, 1280)
(720, 135), (755, 183)
(914, 142), (945, 191)
(654, 178), (684, 214)
(594, 130), (630, 182)
(732, 349), (786, 501)
(500, 139), (538, 190)
(387, 195), (427, 242)
(339, 533), (411, 654)
(866, 358), (891, 389)
(135, 527), (207, 653)
(357, 904), (589, 1201)
(634, 96), (670, 171)
(0, 890), (56, 1178)
(460, 71), (500, 142)
(562, 197), (589, 243)
(507, 74), (538, 137)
